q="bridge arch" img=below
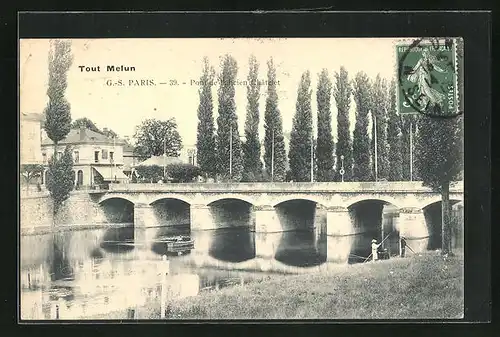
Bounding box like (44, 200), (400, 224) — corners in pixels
(205, 195), (256, 206)
(271, 195), (327, 208)
(99, 194), (137, 205)
(97, 196), (135, 224)
(344, 196), (401, 209)
(420, 196), (463, 210)
(148, 195), (193, 206)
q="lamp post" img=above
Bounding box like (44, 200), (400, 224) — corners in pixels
(340, 155), (345, 182)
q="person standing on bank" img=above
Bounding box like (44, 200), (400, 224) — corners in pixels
(371, 239), (381, 261)
(400, 236), (407, 257)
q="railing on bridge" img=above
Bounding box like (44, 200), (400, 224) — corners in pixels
(107, 181), (464, 193)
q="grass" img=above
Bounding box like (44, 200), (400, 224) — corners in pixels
(90, 251), (464, 320)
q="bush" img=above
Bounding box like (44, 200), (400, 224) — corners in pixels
(166, 163), (202, 183)
(135, 165), (164, 183)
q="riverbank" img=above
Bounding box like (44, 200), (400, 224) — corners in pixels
(90, 251), (463, 320)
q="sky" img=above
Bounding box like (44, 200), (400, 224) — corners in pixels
(20, 38), (400, 147)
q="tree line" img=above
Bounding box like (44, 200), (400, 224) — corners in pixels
(196, 55), (455, 183)
(30, 40), (462, 256)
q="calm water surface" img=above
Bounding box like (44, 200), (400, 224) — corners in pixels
(20, 221), (420, 320)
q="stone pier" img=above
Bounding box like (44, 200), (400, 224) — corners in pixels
(254, 232), (282, 259)
(399, 207), (428, 253)
(325, 206), (354, 236)
(133, 203), (158, 244)
(190, 204), (216, 231)
(254, 205), (282, 233)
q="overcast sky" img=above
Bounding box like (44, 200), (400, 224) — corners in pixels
(20, 38), (400, 146)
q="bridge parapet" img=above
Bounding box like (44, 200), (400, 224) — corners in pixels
(108, 181), (463, 193)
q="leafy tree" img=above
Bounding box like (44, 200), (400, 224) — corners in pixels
(352, 72), (373, 181)
(46, 146), (75, 215)
(263, 58), (287, 182)
(289, 71), (314, 182)
(71, 117), (118, 138)
(44, 40), (73, 151)
(196, 57), (217, 178)
(316, 69), (335, 182)
(133, 118), (182, 158)
(71, 117), (100, 133)
(166, 163), (202, 183)
(370, 75), (390, 180)
(215, 55), (243, 181)
(242, 55), (262, 181)
(333, 67), (353, 181)
(415, 115), (463, 255)
(135, 165), (164, 183)
(387, 79), (404, 181)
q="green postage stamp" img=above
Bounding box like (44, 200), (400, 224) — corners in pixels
(396, 38), (460, 117)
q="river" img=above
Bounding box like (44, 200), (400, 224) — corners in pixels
(20, 222), (419, 320)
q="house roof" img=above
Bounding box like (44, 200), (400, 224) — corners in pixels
(135, 155), (183, 167)
(41, 127), (127, 146)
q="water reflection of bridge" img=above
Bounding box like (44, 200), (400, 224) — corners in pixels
(91, 182), (463, 262)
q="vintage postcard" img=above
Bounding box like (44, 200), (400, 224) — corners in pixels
(19, 36), (465, 321)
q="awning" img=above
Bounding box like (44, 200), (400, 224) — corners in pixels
(92, 166), (129, 181)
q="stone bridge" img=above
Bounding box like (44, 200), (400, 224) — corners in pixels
(95, 181), (463, 243)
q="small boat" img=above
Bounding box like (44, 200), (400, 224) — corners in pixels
(156, 235), (195, 255)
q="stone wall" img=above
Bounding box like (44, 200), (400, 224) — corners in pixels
(20, 192), (107, 230)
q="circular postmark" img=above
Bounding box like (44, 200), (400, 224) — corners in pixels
(397, 37), (462, 118)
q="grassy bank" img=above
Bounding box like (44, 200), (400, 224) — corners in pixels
(92, 251), (464, 320)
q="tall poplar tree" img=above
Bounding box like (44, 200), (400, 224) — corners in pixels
(289, 71), (314, 182)
(215, 55), (243, 181)
(43, 39), (74, 216)
(370, 75), (390, 180)
(352, 71), (372, 181)
(316, 69), (335, 181)
(387, 79), (404, 181)
(242, 55), (262, 181)
(333, 66), (353, 181)
(263, 58), (286, 182)
(415, 115), (463, 255)
(44, 40), (72, 154)
(196, 57), (217, 178)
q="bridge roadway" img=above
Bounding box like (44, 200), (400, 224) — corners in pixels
(96, 181), (464, 240)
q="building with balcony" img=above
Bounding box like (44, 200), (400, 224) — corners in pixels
(40, 126), (129, 187)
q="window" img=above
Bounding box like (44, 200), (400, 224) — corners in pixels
(188, 156), (193, 165)
(102, 149), (108, 160)
(94, 151), (99, 163)
(77, 170), (83, 185)
(109, 152), (114, 162)
(42, 153), (47, 164)
(57, 152), (62, 160)
(74, 151), (79, 163)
